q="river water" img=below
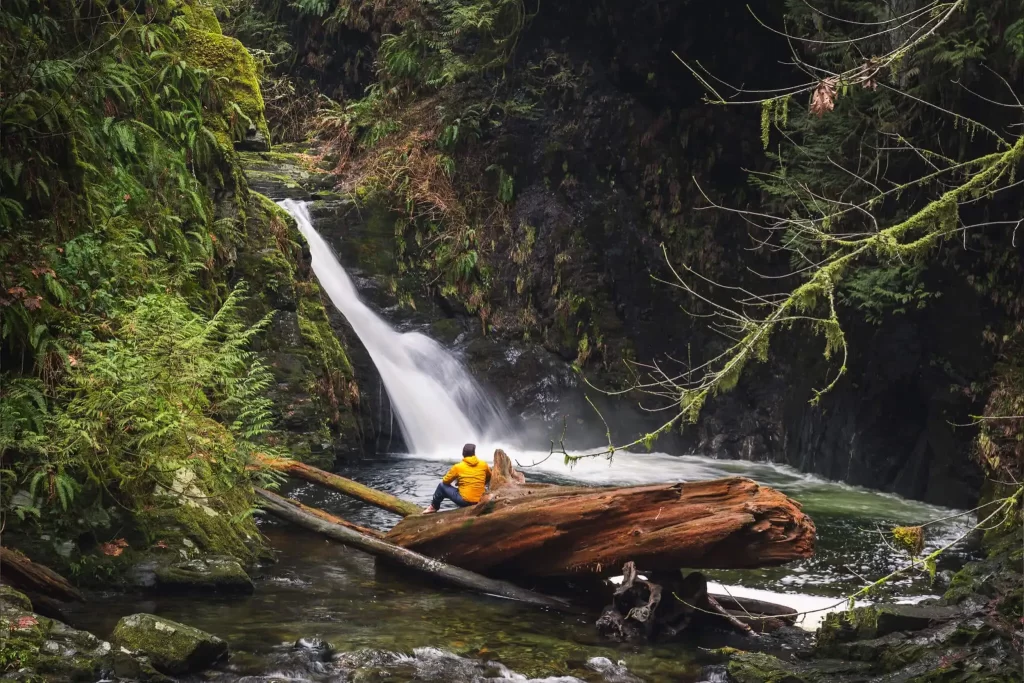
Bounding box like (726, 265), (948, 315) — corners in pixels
(72, 453), (972, 683)
(66, 199), (974, 682)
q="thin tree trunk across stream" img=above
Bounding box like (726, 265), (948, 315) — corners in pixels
(254, 488), (575, 611)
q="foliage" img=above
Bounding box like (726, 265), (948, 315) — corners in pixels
(271, 0), (534, 314)
(0, 0), (276, 565)
(596, 0), (1024, 464)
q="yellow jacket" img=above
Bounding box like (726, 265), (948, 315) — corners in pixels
(442, 455), (491, 503)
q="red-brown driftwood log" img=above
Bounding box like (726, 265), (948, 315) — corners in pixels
(0, 546), (84, 602)
(385, 450), (815, 578)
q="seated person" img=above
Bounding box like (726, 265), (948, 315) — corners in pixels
(422, 443), (490, 513)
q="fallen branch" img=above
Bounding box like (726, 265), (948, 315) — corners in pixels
(0, 546), (84, 603)
(254, 488), (575, 612)
(276, 494), (385, 538)
(253, 454), (420, 517)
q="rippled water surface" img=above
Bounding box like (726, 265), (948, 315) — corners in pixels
(69, 452), (972, 682)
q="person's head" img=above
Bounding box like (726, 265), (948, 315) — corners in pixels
(462, 443), (476, 458)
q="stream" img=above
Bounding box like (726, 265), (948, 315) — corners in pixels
(64, 198), (975, 682)
(70, 454), (972, 683)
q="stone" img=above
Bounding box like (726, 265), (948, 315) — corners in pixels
(294, 636), (335, 662)
(817, 604), (961, 646)
(154, 555), (254, 593)
(0, 605), (115, 681)
(725, 652), (813, 683)
(0, 584), (33, 611)
(111, 613), (228, 675)
(235, 126), (270, 152)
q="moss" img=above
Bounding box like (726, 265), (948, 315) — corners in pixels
(182, 27), (270, 146)
(178, 0), (221, 33)
(154, 556), (255, 593)
(298, 294), (354, 378)
(726, 652), (813, 683)
(137, 445), (264, 564)
(1, 609), (111, 682)
(817, 606), (880, 648)
(111, 613), (227, 675)
(0, 585), (32, 611)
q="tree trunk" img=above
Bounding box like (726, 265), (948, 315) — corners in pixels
(385, 450), (815, 578)
(254, 488), (575, 612)
(253, 454), (420, 517)
(274, 494), (385, 538)
(0, 546), (84, 603)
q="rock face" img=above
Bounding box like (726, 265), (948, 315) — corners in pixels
(111, 613), (228, 675)
(244, 0), (998, 507)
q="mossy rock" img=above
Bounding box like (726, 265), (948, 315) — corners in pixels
(0, 585), (32, 611)
(111, 613), (228, 675)
(178, 0), (220, 32)
(182, 27), (269, 151)
(0, 607), (113, 682)
(726, 652), (813, 683)
(816, 604), (959, 649)
(154, 555), (254, 593)
(139, 458), (264, 564)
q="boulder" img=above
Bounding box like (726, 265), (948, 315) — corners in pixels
(817, 604), (961, 646)
(154, 555), (254, 593)
(0, 595), (127, 682)
(0, 584), (33, 611)
(111, 613), (228, 675)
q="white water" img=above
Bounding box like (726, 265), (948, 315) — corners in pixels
(278, 199), (511, 455)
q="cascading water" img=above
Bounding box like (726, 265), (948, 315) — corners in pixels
(277, 199), (511, 455)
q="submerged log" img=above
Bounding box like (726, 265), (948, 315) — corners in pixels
(254, 488), (574, 612)
(276, 494), (385, 538)
(386, 450), (815, 578)
(253, 454), (420, 517)
(0, 546), (84, 602)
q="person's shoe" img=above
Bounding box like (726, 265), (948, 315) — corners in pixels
(422, 505), (437, 514)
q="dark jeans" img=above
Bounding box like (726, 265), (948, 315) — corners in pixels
(431, 482), (473, 510)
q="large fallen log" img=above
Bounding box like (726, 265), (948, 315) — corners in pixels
(385, 450), (815, 578)
(0, 546), (84, 602)
(253, 454), (420, 517)
(254, 488), (574, 612)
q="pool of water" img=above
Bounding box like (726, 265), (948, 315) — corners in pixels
(69, 452), (973, 682)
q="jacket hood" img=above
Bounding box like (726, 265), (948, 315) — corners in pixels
(462, 455), (480, 466)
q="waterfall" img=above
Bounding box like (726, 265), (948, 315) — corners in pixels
(277, 199), (511, 455)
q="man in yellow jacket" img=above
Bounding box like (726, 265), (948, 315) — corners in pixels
(422, 443), (491, 513)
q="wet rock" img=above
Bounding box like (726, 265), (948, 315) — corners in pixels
(111, 613), (228, 675)
(110, 649), (175, 682)
(586, 656), (642, 682)
(235, 126), (270, 152)
(293, 636), (334, 661)
(725, 651), (813, 683)
(238, 149), (335, 200)
(0, 598), (123, 682)
(817, 604), (961, 646)
(337, 647), (587, 682)
(154, 555), (255, 594)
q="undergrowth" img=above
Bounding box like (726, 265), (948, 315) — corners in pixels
(0, 0), (280, 569)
